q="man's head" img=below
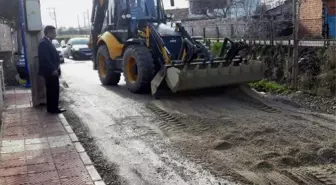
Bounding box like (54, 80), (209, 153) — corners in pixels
(44, 25), (56, 40)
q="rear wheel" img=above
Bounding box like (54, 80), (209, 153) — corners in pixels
(97, 45), (121, 85)
(123, 45), (155, 94)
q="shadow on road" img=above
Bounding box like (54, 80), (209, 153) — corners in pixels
(101, 82), (240, 102)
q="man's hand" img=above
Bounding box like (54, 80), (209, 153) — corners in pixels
(52, 70), (59, 76)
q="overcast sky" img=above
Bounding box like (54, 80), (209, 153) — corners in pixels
(40, 0), (189, 28)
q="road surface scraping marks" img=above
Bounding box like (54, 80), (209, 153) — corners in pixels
(60, 59), (336, 185)
(146, 85), (336, 185)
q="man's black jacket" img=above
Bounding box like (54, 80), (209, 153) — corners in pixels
(38, 37), (61, 77)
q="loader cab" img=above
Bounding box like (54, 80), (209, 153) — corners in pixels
(103, 0), (172, 41)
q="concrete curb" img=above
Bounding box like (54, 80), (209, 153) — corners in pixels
(58, 114), (106, 185)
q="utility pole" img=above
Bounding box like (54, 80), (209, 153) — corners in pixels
(87, 9), (91, 28)
(47, 7), (58, 28)
(77, 14), (81, 34)
(291, 0), (300, 90)
(83, 12), (87, 28)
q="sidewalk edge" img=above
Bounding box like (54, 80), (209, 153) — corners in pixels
(58, 114), (105, 185)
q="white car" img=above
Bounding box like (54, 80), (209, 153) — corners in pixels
(52, 39), (65, 63)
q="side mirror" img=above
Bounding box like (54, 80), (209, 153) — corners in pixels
(170, 0), (174, 6)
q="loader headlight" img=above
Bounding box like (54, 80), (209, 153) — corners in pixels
(166, 13), (172, 18)
(122, 14), (126, 19)
(126, 14), (131, 18)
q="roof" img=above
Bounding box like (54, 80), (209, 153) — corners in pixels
(165, 8), (190, 21)
(0, 0), (20, 28)
(265, 0), (292, 16)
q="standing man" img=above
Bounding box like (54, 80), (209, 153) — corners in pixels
(38, 25), (66, 114)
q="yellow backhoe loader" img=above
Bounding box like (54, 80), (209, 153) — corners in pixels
(89, 0), (264, 96)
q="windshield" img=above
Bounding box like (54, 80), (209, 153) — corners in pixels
(129, 0), (165, 21)
(71, 38), (89, 45)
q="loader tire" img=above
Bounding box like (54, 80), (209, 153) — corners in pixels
(96, 45), (121, 85)
(123, 45), (155, 94)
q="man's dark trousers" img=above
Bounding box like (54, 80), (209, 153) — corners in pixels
(38, 36), (61, 113)
(44, 75), (60, 112)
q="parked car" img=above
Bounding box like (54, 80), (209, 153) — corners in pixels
(52, 39), (65, 63)
(65, 37), (92, 60)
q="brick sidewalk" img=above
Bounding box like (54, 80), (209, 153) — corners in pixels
(0, 87), (104, 185)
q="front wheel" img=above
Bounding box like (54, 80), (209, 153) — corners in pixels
(123, 45), (155, 94)
(96, 45), (121, 85)
(72, 51), (77, 60)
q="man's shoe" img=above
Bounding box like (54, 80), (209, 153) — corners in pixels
(47, 108), (66, 114)
(55, 108), (66, 113)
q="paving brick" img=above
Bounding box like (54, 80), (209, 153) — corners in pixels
(27, 162), (56, 174)
(2, 135), (25, 140)
(21, 120), (39, 126)
(53, 149), (79, 159)
(44, 126), (66, 136)
(1, 145), (25, 154)
(48, 135), (71, 143)
(3, 126), (24, 138)
(47, 130), (68, 137)
(35, 181), (61, 185)
(3, 121), (22, 129)
(1, 152), (26, 161)
(21, 114), (39, 122)
(25, 143), (49, 151)
(1, 140), (24, 147)
(39, 115), (60, 123)
(0, 158), (26, 168)
(2, 114), (21, 124)
(25, 138), (48, 145)
(60, 176), (94, 185)
(57, 165), (90, 179)
(5, 94), (16, 102)
(48, 136), (72, 148)
(54, 157), (85, 170)
(23, 125), (44, 135)
(16, 104), (32, 109)
(51, 145), (77, 155)
(0, 166), (27, 177)
(4, 174), (29, 185)
(26, 149), (54, 165)
(5, 105), (17, 110)
(28, 170), (59, 184)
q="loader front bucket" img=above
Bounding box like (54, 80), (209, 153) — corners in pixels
(153, 60), (264, 94)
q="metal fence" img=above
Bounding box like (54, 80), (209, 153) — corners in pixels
(183, 19), (336, 47)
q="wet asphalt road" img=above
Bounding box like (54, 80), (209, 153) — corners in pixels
(59, 58), (236, 185)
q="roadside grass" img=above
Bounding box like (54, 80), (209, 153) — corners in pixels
(249, 80), (292, 94)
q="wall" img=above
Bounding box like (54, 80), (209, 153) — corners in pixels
(326, 0), (336, 38)
(0, 24), (18, 86)
(299, 0), (324, 38)
(0, 24), (13, 52)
